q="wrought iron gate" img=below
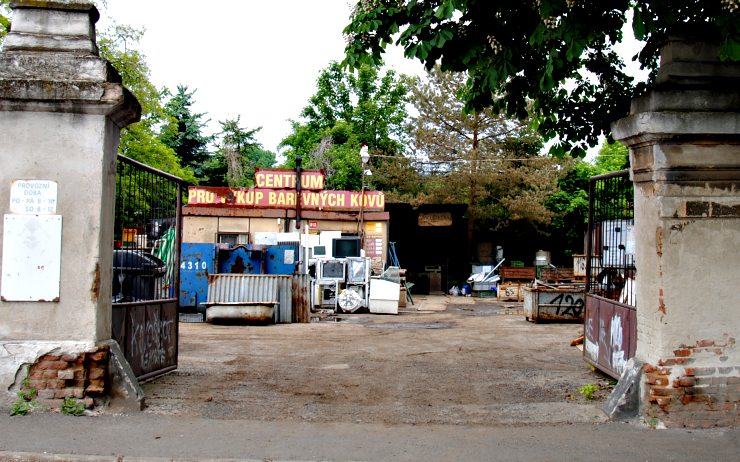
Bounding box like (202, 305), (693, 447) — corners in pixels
(112, 155), (186, 381)
(583, 170), (637, 379)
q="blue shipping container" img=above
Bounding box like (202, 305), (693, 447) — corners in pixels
(179, 243), (218, 310)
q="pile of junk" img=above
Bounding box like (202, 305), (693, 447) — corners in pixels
(178, 231), (408, 324)
(460, 251), (587, 324)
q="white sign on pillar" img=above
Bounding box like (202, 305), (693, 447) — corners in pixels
(2, 179), (62, 301)
(1, 214), (63, 302)
(9, 180), (58, 215)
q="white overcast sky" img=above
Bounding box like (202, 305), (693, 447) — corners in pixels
(97, 0), (426, 156)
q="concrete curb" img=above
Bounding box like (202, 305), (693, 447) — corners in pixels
(0, 452), (333, 462)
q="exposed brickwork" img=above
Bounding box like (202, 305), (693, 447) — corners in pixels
(644, 336), (739, 428)
(21, 345), (110, 411)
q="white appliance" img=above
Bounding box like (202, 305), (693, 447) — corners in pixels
(368, 278), (399, 314)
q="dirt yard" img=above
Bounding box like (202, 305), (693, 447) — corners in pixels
(141, 295), (611, 426)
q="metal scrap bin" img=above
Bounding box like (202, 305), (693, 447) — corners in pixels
(523, 285), (586, 323)
(112, 249), (166, 302)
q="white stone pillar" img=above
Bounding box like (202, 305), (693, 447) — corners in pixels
(612, 36), (740, 428)
(0, 0), (140, 405)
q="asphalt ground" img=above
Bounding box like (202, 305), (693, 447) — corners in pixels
(1, 296), (738, 461)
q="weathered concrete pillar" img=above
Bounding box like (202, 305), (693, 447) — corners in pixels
(612, 34), (740, 428)
(0, 0), (140, 409)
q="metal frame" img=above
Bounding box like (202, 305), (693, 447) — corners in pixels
(583, 169), (638, 379)
(112, 155), (188, 381)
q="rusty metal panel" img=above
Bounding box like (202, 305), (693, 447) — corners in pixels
(584, 295), (601, 366)
(583, 294), (636, 379)
(292, 274), (311, 323)
(112, 300), (178, 380)
(524, 286), (585, 322)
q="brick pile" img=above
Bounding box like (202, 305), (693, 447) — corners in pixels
(644, 336), (739, 428)
(22, 345), (109, 411)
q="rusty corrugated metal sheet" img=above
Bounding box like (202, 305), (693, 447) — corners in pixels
(207, 274), (302, 323)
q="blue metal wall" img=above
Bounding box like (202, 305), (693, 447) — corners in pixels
(218, 246), (264, 274)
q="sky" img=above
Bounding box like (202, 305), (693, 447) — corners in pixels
(96, 1), (646, 160)
(97, 0), (426, 156)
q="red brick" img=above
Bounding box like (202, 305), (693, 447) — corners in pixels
(41, 370), (58, 379)
(73, 369), (86, 380)
(85, 384), (105, 394)
(82, 397), (95, 408)
(29, 379), (46, 390)
(44, 379), (65, 389)
(88, 378), (105, 387)
(88, 368), (105, 380)
(61, 354), (78, 362)
(647, 372), (668, 385)
(649, 394), (673, 406)
(722, 402), (738, 412)
(681, 395), (694, 405)
(696, 340), (716, 348)
(684, 367), (696, 376)
(28, 369), (45, 379)
(659, 358), (688, 366)
(37, 389), (55, 400)
(89, 351), (107, 362)
(650, 386), (677, 396)
(643, 364), (657, 374)
(674, 349), (692, 357)
(41, 355), (61, 361)
(38, 360), (70, 371)
(675, 377), (696, 388)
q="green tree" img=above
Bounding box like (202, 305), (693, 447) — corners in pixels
(409, 67), (564, 229)
(594, 139), (629, 173)
(544, 139), (629, 254)
(344, 1), (740, 158)
(280, 61), (411, 190)
(98, 24), (195, 183)
(203, 116), (276, 187)
(0, 0), (10, 45)
(159, 85), (213, 181)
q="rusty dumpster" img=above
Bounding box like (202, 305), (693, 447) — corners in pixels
(523, 285), (586, 323)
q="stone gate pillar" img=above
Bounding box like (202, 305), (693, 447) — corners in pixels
(612, 35), (740, 428)
(0, 1), (140, 409)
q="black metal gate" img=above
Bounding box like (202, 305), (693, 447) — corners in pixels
(583, 170), (637, 379)
(112, 155), (186, 381)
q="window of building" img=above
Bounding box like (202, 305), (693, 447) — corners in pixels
(218, 233), (248, 246)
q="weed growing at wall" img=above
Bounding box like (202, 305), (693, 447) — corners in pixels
(10, 375), (39, 416)
(60, 397), (86, 416)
